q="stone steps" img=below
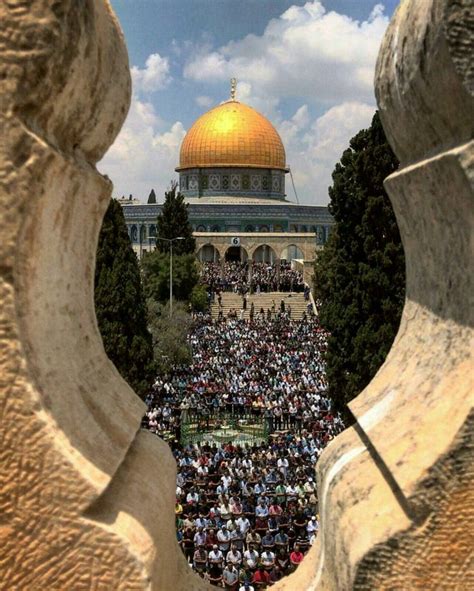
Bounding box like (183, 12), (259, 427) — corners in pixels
(210, 291), (311, 319)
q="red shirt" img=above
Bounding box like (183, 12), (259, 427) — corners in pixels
(290, 551), (304, 564)
(253, 570), (271, 584)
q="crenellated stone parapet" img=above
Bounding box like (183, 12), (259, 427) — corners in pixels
(1, 1), (472, 590)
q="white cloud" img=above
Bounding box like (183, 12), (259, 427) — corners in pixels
(195, 95), (214, 108)
(131, 53), (171, 93)
(182, 1), (386, 204)
(283, 101), (375, 204)
(233, 80), (281, 122)
(99, 49), (183, 201)
(184, 1), (388, 105)
(98, 93), (185, 201)
(100, 3), (386, 205)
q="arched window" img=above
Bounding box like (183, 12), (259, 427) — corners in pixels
(196, 225), (206, 232)
(210, 225), (220, 232)
(198, 244), (220, 262)
(225, 245), (248, 263)
(245, 224), (255, 232)
(281, 244), (304, 261)
(130, 225), (138, 242)
(252, 244), (276, 264)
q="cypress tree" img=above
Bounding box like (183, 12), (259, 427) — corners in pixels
(95, 199), (155, 399)
(314, 112), (405, 420)
(156, 181), (195, 255)
(147, 188), (157, 204)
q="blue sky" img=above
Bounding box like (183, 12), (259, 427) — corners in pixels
(100, 1), (399, 204)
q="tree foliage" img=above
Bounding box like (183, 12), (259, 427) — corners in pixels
(141, 251), (199, 304)
(142, 182), (199, 304)
(95, 199), (155, 399)
(147, 299), (192, 374)
(314, 112), (405, 419)
(190, 284), (209, 312)
(156, 182), (195, 255)
(147, 188), (157, 204)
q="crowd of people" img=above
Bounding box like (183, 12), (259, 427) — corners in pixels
(200, 261), (304, 294)
(143, 305), (344, 587)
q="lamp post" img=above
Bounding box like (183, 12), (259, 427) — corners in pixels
(156, 236), (185, 317)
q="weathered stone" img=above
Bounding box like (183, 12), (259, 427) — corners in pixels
(1, 0), (472, 589)
(272, 1), (473, 589)
(0, 2), (209, 589)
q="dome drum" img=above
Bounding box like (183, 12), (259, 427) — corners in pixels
(177, 98), (288, 201)
(178, 167), (286, 200)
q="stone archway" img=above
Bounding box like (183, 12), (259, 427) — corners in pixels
(197, 243), (220, 262)
(225, 245), (248, 262)
(281, 244), (304, 262)
(252, 244), (277, 263)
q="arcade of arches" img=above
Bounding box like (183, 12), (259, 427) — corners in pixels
(198, 243), (299, 265)
(195, 232), (318, 266)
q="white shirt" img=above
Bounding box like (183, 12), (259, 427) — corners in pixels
(226, 549), (242, 564)
(209, 549), (223, 562)
(261, 551), (275, 566)
(236, 517), (251, 534)
(243, 549), (259, 568)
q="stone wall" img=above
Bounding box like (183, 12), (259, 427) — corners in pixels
(1, 1), (472, 590)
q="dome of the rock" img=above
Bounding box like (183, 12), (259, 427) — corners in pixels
(121, 81), (333, 263)
(177, 100), (286, 171)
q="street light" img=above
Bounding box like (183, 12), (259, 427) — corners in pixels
(155, 236), (185, 317)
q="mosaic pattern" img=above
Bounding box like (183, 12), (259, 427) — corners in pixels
(189, 175), (198, 190)
(178, 100), (286, 170)
(209, 174), (220, 190)
(231, 174), (241, 190)
(180, 168), (286, 197)
(251, 174), (262, 191)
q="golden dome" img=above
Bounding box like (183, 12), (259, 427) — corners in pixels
(177, 100), (286, 171)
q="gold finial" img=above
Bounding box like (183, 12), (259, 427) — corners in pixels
(230, 77), (237, 101)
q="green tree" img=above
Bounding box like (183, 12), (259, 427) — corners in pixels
(190, 284), (209, 312)
(314, 112), (405, 420)
(95, 199), (155, 399)
(141, 250), (199, 304)
(156, 181), (195, 255)
(147, 188), (157, 204)
(147, 299), (192, 373)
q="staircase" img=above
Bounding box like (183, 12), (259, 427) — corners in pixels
(210, 291), (311, 320)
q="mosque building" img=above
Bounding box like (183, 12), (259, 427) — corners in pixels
(120, 80), (333, 266)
